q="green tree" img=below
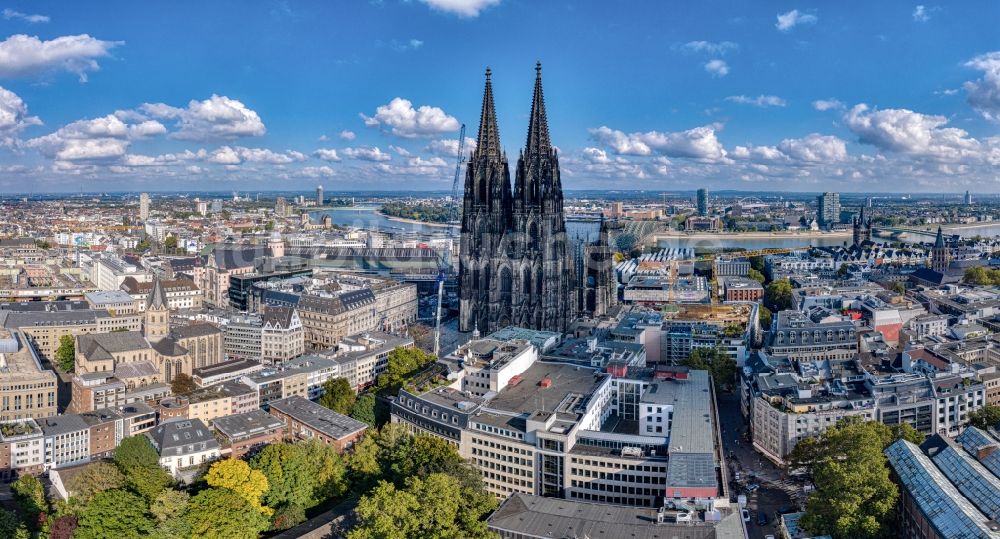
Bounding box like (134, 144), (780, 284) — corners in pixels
(968, 405), (1000, 430)
(149, 489), (191, 539)
(749, 255), (766, 273)
(75, 490), (153, 539)
(377, 347), (436, 393)
(300, 438), (350, 505)
(55, 334), (75, 373)
(0, 508), (28, 538)
(205, 459), (271, 515)
(759, 305), (773, 329)
(124, 464), (173, 501)
(114, 436), (160, 470)
(319, 377), (356, 415)
(66, 461), (125, 503)
(681, 347), (736, 391)
(788, 417), (906, 539)
(12, 474), (47, 530)
(747, 268), (766, 284)
(891, 423), (925, 445)
(250, 443), (315, 510)
(186, 488), (270, 539)
(114, 436), (173, 501)
(170, 372), (198, 396)
(350, 473), (497, 539)
(164, 235), (178, 251)
(136, 239), (151, 252)
(350, 393), (378, 426)
(765, 278), (794, 311)
(892, 281), (906, 295)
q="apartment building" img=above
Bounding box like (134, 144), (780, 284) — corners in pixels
(121, 276), (202, 311)
(268, 396), (367, 452)
(329, 331), (413, 391)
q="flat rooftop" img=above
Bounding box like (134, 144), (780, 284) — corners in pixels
(488, 493), (743, 539)
(486, 361), (606, 417)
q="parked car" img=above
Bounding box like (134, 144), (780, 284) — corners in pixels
(745, 483), (760, 493)
(742, 509), (750, 523)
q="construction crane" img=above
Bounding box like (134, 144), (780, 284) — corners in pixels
(434, 124), (466, 358)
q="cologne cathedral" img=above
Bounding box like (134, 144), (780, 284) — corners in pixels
(459, 64), (616, 335)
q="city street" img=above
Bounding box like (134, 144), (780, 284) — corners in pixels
(717, 390), (798, 539)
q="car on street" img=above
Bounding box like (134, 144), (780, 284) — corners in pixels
(745, 483), (760, 493)
(742, 509), (750, 523)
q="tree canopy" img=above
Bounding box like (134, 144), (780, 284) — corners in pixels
(66, 462), (125, 504)
(56, 334), (75, 373)
(205, 459), (271, 515)
(765, 278), (794, 311)
(788, 417), (919, 539)
(967, 404), (1000, 430)
(74, 490), (153, 539)
(681, 347), (736, 391)
(186, 487), (271, 539)
(319, 377), (356, 415)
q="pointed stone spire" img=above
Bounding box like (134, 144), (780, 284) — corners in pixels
(525, 62), (551, 157)
(474, 67), (502, 162)
(147, 276), (168, 311)
(935, 226), (945, 248)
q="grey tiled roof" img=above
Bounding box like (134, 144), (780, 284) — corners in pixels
(147, 418), (220, 457)
(268, 396), (367, 440)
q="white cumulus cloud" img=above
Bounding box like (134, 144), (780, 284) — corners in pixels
(314, 148), (342, 162)
(141, 95), (265, 141)
(964, 51), (1000, 122)
(588, 125), (730, 163)
(776, 9), (817, 31)
(0, 34), (121, 82)
(812, 98), (844, 111)
(343, 146), (392, 162)
(844, 103), (981, 161)
(0, 86), (41, 145)
(338, 130), (356, 141)
(704, 59), (729, 77)
(361, 97), (460, 138)
(418, 0), (500, 17)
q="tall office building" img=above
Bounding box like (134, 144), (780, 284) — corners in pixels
(275, 197), (289, 217)
(696, 188), (708, 216)
(139, 192), (150, 220)
(965, 190), (973, 205)
(316, 185), (324, 207)
(817, 192), (840, 228)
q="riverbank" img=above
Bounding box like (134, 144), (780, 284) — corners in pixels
(650, 230), (853, 241)
(375, 211), (458, 229)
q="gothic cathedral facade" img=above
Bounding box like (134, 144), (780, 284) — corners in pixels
(459, 64), (616, 335)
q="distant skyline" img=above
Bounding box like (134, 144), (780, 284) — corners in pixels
(0, 1), (997, 193)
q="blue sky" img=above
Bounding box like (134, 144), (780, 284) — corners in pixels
(0, 0), (997, 193)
